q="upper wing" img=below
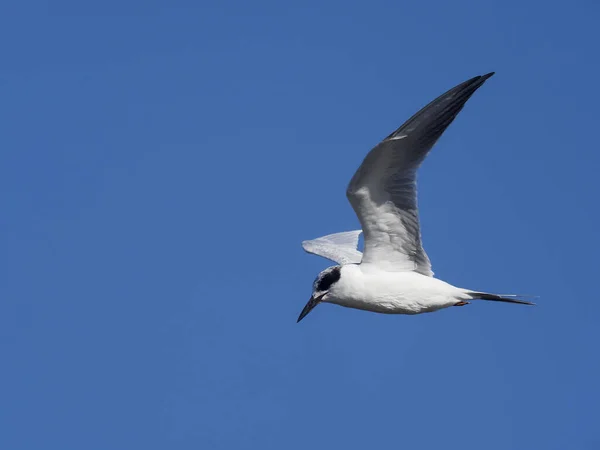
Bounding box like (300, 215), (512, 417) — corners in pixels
(302, 230), (363, 265)
(346, 73), (495, 276)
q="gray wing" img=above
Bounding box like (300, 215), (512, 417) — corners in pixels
(346, 73), (495, 276)
(302, 230), (363, 265)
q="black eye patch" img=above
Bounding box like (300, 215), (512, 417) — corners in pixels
(315, 267), (341, 292)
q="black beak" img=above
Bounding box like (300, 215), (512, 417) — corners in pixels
(297, 294), (325, 323)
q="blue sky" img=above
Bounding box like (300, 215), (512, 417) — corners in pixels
(1, 0), (599, 449)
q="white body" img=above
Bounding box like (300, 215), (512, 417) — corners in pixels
(325, 264), (469, 315)
(298, 74), (532, 323)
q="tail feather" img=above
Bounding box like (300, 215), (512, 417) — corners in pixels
(467, 291), (536, 306)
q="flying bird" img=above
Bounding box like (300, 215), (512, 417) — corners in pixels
(298, 73), (534, 323)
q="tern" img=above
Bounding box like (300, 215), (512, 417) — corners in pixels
(298, 73), (534, 323)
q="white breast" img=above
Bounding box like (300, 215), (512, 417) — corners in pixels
(325, 264), (465, 314)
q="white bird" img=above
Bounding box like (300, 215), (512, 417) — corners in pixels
(298, 72), (534, 323)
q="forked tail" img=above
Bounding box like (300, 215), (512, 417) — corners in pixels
(467, 291), (536, 306)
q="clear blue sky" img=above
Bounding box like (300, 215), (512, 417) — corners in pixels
(1, 1), (599, 449)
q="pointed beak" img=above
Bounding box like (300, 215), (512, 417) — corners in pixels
(297, 294), (325, 323)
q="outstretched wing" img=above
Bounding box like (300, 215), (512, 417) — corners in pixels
(346, 73), (495, 276)
(302, 230), (363, 265)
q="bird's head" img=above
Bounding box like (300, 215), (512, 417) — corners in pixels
(297, 266), (341, 323)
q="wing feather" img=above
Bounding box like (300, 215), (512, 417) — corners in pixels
(346, 73), (495, 275)
(302, 230), (363, 265)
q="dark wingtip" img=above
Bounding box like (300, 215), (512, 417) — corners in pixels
(472, 72), (495, 87)
(384, 71), (497, 142)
